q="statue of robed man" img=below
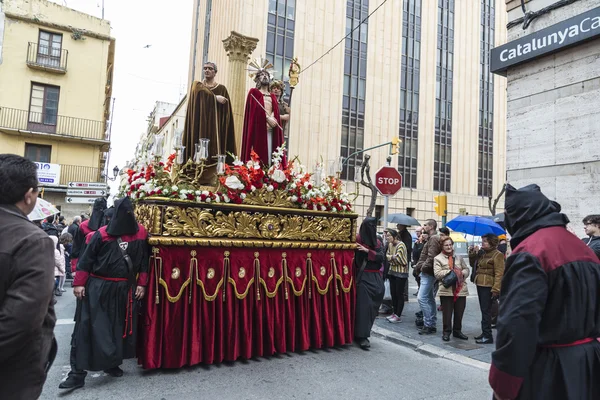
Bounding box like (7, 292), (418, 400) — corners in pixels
(183, 61), (236, 165)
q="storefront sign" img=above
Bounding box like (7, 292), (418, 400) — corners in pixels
(36, 162), (61, 185)
(491, 7), (600, 76)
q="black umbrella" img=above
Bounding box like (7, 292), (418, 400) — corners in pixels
(380, 213), (420, 226)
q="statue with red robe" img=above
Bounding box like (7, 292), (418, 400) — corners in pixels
(241, 67), (285, 166)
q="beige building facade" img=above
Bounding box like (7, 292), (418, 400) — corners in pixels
(0, 0), (114, 217)
(179, 0), (508, 224)
(496, 0), (600, 235)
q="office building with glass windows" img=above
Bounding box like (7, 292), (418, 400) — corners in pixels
(187, 0), (507, 221)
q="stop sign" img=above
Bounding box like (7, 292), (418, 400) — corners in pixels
(374, 166), (403, 196)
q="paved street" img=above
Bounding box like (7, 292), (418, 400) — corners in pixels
(42, 286), (493, 400)
(374, 276), (497, 365)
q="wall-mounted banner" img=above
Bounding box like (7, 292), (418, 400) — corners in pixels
(491, 7), (600, 76)
(36, 162), (61, 185)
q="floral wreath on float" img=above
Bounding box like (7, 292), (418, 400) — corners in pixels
(121, 144), (353, 213)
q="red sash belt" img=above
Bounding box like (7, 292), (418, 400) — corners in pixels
(89, 273), (134, 338)
(541, 338), (599, 348)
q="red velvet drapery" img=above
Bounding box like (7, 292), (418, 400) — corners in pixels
(138, 246), (356, 369)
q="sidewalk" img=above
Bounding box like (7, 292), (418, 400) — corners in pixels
(372, 277), (496, 370)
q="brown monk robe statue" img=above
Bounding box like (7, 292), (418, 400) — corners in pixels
(182, 61), (236, 184)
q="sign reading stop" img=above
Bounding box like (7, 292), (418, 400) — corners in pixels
(374, 166), (403, 196)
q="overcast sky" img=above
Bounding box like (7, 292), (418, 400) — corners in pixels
(49, 0), (193, 198)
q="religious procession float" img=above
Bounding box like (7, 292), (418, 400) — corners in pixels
(121, 54), (359, 369)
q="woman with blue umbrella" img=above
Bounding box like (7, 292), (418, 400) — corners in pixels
(447, 215), (506, 344)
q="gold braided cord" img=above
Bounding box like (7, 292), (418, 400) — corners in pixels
(227, 277), (255, 300)
(330, 254), (340, 296)
(335, 275), (353, 293)
(282, 254), (289, 300)
(311, 275), (333, 295)
(158, 278), (191, 303)
(196, 278), (224, 301)
(152, 247), (162, 304)
(254, 253), (261, 300)
(306, 255), (313, 299)
(189, 252), (196, 304)
(223, 252), (230, 302)
(286, 276), (307, 296)
(259, 276), (285, 298)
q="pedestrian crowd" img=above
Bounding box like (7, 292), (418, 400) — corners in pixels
(353, 184), (600, 399)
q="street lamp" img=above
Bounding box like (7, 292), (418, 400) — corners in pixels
(107, 165), (120, 181)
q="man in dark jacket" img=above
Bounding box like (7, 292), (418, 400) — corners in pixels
(68, 216), (81, 237)
(0, 154), (57, 399)
(415, 219), (441, 334)
(582, 214), (600, 260)
(489, 184), (600, 400)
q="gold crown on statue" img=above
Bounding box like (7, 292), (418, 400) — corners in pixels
(247, 57), (276, 81)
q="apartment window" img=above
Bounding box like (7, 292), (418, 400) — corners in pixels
(340, 0), (369, 180)
(25, 143), (52, 163)
(478, 0), (495, 197)
(433, 0), (454, 193)
(398, 0), (422, 189)
(28, 84), (60, 132)
(266, 0), (296, 142)
(37, 30), (62, 68)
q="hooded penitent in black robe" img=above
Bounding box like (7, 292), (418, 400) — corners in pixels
(354, 217), (385, 340)
(72, 197), (106, 260)
(73, 198), (149, 371)
(489, 184), (600, 400)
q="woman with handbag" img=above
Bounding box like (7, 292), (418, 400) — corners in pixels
(433, 237), (470, 342)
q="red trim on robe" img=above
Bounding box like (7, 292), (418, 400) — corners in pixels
(137, 272), (148, 287)
(79, 220), (92, 237)
(489, 363), (524, 400)
(513, 226), (598, 273)
(73, 270), (89, 286)
(98, 224), (148, 243)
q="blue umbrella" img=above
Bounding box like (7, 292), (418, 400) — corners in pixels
(446, 215), (505, 236)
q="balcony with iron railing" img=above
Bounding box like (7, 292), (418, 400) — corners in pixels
(0, 107), (107, 142)
(26, 42), (68, 73)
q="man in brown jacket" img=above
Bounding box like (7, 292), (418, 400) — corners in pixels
(0, 154), (57, 400)
(415, 219), (442, 334)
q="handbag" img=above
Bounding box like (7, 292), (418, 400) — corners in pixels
(442, 269), (458, 288)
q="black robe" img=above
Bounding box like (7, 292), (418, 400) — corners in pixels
(354, 238), (385, 339)
(490, 184), (600, 400)
(73, 224), (149, 371)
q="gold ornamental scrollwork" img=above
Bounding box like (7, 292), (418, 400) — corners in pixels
(161, 206), (353, 242)
(135, 204), (162, 235)
(243, 187), (295, 208)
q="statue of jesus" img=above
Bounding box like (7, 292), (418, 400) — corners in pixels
(241, 69), (285, 166)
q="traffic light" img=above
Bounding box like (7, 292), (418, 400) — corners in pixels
(390, 137), (400, 155)
(434, 195), (447, 217)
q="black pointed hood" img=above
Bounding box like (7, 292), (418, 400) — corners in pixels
(106, 197), (138, 236)
(87, 197), (107, 231)
(358, 217), (378, 249)
(103, 206), (115, 226)
(504, 184), (569, 248)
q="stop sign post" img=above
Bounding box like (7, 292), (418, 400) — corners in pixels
(374, 165), (403, 233)
(375, 166), (403, 196)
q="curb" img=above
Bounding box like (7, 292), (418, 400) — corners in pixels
(371, 325), (491, 371)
